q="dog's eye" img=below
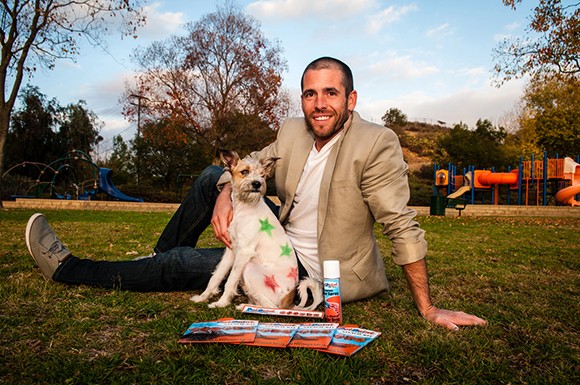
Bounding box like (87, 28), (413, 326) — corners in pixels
(240, 170), (249, 176)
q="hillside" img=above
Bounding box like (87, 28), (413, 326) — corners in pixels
(391, 121), (451, 205)
(393, 121), (450, 173)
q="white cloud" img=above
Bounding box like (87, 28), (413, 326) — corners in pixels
(246, 0), (374, 19)
(456, 66), (487, 77)
(409, 79), (523, 127)
(425, 23), (453, 39)
(63, 70), (136, 143)
(358, 77), (525, 129)
(53, 58), (82, 70)
(72, 71), (132, 106)
(504, 21), (520, 31)
(137, 2), (186, 39)
(450, 67), (489, 87)
(99, 115), (132, 132)
(366, 4), (418, 34)
(367, 51), (439, 81)
(494, 33), (512, 42)
(494, 21), (521, 41)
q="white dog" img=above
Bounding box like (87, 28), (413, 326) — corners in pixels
(190, 150), (322, 310)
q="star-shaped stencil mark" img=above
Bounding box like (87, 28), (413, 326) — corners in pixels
(280, 242), (293, 257)
(259, 218), (276, 237)
(287, 267), (298, 281)
(264, 275), (279, 292)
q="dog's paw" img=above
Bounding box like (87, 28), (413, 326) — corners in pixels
(190, 294), (208, 303)
(208, 299), (230, 308)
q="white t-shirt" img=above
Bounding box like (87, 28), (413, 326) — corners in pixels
(284, 133), (341, 280)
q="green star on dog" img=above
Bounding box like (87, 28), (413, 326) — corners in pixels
(259, 218), (276, 237)
(280, 243), (293, 257)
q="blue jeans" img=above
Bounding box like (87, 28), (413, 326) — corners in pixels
(53, 166), (227, 292)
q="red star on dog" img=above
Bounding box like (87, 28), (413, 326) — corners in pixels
(287, 267), (298, 281)
(264, 275), (279, 292)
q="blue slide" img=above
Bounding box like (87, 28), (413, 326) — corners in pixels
(96, 168), (143, 202)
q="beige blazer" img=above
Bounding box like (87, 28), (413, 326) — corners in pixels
(258, 111), (427, 303)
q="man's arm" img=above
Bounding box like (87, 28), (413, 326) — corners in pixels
(360, 127), (486, 329)
(402, 259), (488, 330)
(211, 183), (233, 248)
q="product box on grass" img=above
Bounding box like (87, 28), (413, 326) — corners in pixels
(178, 318), (258, 344)
(179, 319), (380, 356)
(286, 322), (339, 349)
(316, 326), (382, 356)
(243, 322), (301, 348)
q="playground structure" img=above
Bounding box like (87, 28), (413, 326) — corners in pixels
(3, 149), (143, 202)
(434, 153), (580, 210)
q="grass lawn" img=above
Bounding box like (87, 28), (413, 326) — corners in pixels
(1, 209), (578, 384)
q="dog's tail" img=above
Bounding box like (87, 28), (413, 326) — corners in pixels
(293, 277), (323, 311)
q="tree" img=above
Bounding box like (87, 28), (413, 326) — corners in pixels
(55, 101), (104, 155)
(493, 0), (580, 84)
(135, 120), (211, 189)
(5, 86), (59, 170)
(435, 120), (517, 170)
(381, 107), (408, 127)
(213, 110), (277, 156)
(498, 103), (544, 158)
(0, 1), (146, 206)
(474, 118), (507, 144)
(100, 135), (134, 186)
(518, 75), (580, 156)
(123, 2), (291, 160)
(4, 86), (103, 200)
(5, 86), (105, 189)
(434, 122), (471, 169)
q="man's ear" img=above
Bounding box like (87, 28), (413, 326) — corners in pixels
(219, 149), (240, 170)
(259, 157), (280, 176)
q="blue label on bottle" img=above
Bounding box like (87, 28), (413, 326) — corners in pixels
(324, 278), (342, 323)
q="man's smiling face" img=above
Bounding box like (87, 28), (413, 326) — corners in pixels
(301, 67), (357, 150)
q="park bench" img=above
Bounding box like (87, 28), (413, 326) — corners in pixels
(446, 198), (467, 216)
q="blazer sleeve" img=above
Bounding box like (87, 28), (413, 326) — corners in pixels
(361, 127), (427, 265)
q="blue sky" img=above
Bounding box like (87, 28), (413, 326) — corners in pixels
(27, 0), (532, 158)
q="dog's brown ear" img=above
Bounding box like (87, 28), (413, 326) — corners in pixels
(219, 150), (240, 170)
(259, 157), (280, 176)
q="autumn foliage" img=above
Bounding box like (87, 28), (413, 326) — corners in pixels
(494, 0), (579, 83)
(122, 3), (292, 160)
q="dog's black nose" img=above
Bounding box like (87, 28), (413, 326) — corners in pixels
(251, 181), (262, 190)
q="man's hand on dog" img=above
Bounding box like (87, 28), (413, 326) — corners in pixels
(212, 183), (233, 248)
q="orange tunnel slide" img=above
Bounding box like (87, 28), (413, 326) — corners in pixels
(473, 170), (519, 205)
(474, 170), (518, 189)
(555, 185), (580, 206)
(555, 158), (580, 206)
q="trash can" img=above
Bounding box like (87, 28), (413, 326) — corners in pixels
(429, 195), (446, 216)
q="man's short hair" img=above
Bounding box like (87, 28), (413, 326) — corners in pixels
(301, 57), (354, 95)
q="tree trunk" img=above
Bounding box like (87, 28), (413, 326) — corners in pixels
(0, 107), (9, 208)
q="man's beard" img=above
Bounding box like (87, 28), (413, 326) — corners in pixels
(305, 106), (350, 142)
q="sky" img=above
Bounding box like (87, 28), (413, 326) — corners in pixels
(26, 0), (533, 158)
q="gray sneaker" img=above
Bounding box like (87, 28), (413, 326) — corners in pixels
(25, 213), (71, 279)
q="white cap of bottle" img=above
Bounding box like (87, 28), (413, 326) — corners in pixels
(323, 260), (340, 279)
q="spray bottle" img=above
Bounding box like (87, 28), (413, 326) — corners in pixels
(323, 260), (342, 324)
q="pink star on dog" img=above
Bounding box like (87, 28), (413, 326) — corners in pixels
(287, 267), (298, 281)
